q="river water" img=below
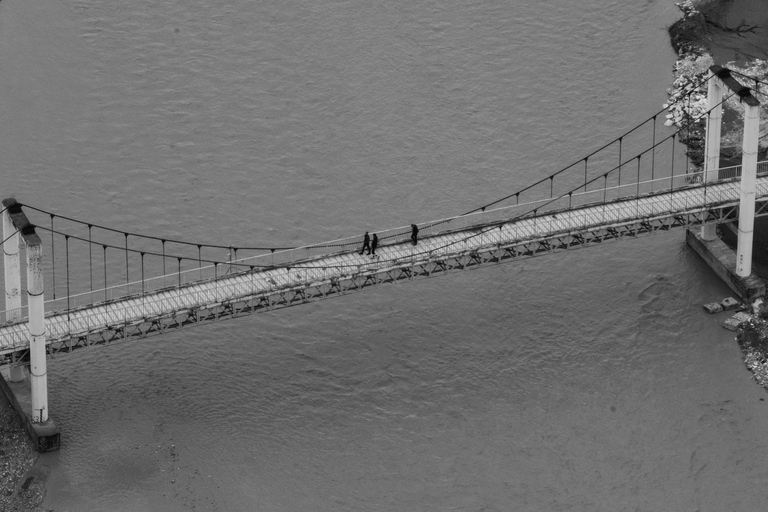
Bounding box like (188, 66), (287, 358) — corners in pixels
(2, 0), (768, 510)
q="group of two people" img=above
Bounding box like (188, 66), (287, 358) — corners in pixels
(359, 224), (418, 257)
(359, 232), (378, 256)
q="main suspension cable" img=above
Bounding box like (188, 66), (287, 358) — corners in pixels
(10, 72), (721, 264)
(18, 203), (296, 252)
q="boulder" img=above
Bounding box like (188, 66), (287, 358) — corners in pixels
(703, 302), (724, 314)
(723, 312), (751, 331)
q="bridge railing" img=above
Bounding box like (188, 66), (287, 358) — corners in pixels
(46, 175), (767, 331)
(0, 172), (755, 353)
(2, 161), (767, 323)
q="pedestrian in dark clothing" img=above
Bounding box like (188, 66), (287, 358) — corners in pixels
(359, 231), (370, 255)
(411, 224), (419, 245)
(370, 234), (378, 257)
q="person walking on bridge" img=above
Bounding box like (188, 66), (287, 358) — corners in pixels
(371, 234), (378, 257)
(359, 231), (371, 255)
(411, 224), (419, 245)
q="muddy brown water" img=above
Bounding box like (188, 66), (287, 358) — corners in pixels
(2, 0), (768, 510)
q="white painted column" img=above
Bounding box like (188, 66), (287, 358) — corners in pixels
(701, 73), (723, 241)
(2, 205), (25, 382)
(736, 103), (761, 277)
(26, 241), (48, 423)
(2, 206), (21, 321)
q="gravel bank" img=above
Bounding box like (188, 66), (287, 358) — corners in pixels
(0, 391), (45, 512)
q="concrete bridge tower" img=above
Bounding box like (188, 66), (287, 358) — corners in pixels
(689, 65), (764, 301)
(1, 198), (60, 451)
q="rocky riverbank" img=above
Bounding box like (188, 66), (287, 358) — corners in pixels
(669, 0), (768, 62)
(666, 0), (768, 167)
(668, 0), (768, 391)
(0, 392), (45, 512)
(669, 0), (768, 63)
(737, 303), (768, 390)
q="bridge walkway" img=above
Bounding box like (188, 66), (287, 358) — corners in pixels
(1, 173), (767, 357)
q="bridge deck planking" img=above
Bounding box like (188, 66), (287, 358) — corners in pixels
(0, 175), (766, 357)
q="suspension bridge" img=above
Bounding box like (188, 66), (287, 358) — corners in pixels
(1, 65), (766, 451)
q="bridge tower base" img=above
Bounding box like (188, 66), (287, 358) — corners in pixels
(686, 229), (765, 301)
(0, 365), (60, 452)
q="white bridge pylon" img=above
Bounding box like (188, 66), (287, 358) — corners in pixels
(701, 65), (762, 277)
(2, 199), (48, 424)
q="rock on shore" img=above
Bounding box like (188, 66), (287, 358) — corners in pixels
(737, 307), (768, 391)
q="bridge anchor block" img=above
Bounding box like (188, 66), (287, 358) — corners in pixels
(686, 229), (765, 301)
(0, 365), (60, 452)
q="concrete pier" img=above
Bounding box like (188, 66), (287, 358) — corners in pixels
(0, 366), (60, 452)
(689, 65), (764, 302)
(686, 229), (765, 301)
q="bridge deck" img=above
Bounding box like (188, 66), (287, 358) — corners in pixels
(1, 175), (766, 356)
